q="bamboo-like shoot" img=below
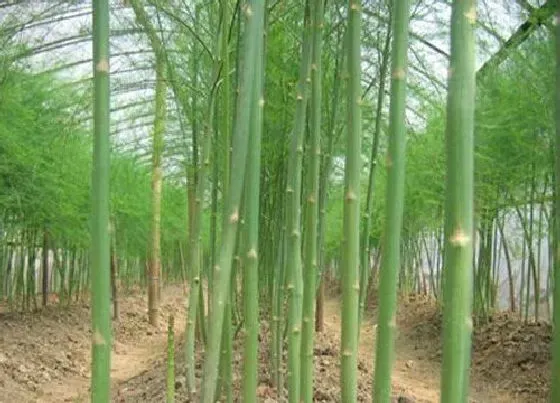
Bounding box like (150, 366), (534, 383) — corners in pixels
(90, 0), (111, 400)
(341, 0), (362, 400)
(300, 0), (323, 400)
(551, 0), (560, 400)
(440, 1), (476, 401)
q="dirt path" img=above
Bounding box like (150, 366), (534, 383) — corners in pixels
(38, 330), (181, 403)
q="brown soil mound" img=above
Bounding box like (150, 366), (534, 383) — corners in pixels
(398, 295), (550, 402)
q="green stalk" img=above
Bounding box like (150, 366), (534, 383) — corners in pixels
(210, 128), (218, 316)
(372, 1), (410, 401)
(216, 3), (234, 398)
(148, 51), (166, 326)
(200, 1), (264, 401)
(90, 0), (111, 400)
(221, 0), (231, 203)
(214, 0), (232, 319)
(272, 217), (286, 394)
(316, 27), (344, 335)
(285, 3), (312, 402)
(242, 20), (264, 400)
(358, 10), (392, 330)
(218, 277), (233, 402)
(340, 0), (362, 400)
(440, 1), (476, 402)
(184, 5), (222, 397)
(167, 315), (175, 403)
(129, 0), (167, 327)
(551, 0), (560, 400)
(300, 0), (323, 400)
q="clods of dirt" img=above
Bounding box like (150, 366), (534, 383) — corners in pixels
(0, 285), (187, 403)
(115, 321), (417, 402)
(397, 295), (551, 402)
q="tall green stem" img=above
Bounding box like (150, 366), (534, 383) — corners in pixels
(551, 0), (560, 400)
(90, 0), (111, 400)
(285, 3), (312, 402)
(341, 0), (362, 400)
(300, 0), (323, 400)
(372, 1), (410, 400)
(166, 315), (175, 403)
(183, 4), (228, 396)
(129, 0), (167, 327)
(242, 15), (264, 400)
(440, 1), (476, 402)
(272, 214), (286, 394)
(200, 1), (264, 401)
(147, 52), (166, 326)
(358, 12), (392, 330)
(316, 28), (344, 335)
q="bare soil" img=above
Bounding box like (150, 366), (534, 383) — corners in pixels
(0, 286), (550, 402)
(0, 285), (186, 403)
(393, 294), (550, 402)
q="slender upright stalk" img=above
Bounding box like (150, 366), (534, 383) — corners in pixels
(217, 3), (234, 398)
(316, 27), (343, 335)
(242, 15), (265, 400)
(300, 0), (323, 400)
(372, 1), (410, 400)
(341, 0), (362, 400)
(129, 0), (167, 327)
(271, 216), (286, 393)
(90, 0), (111, 400)
(221, 0), (231, 205)
(214, 0), (232, 319)
(440, 1), (476, 402)
(147, 52), (166, 326)
(285, 3), (312, 402)
(167, 315), (175, 403)
(200, 2), (264, 401)
(551, 1), (560, 399)
(184, 6), (223, 396)
(358, 12), (392, 330)
(42, 230), (49, 307)
(110, 219), (120, 320)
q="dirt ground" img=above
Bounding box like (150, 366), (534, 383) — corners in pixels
(0, 285), (187, 403)
(0, 286), (551, 402)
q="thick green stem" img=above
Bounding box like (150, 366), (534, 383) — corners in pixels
(90, 0), (111, 400)
(242, 19), (264, 400)
(372, 0), (410, 400)
(440, 1), (476, 402)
